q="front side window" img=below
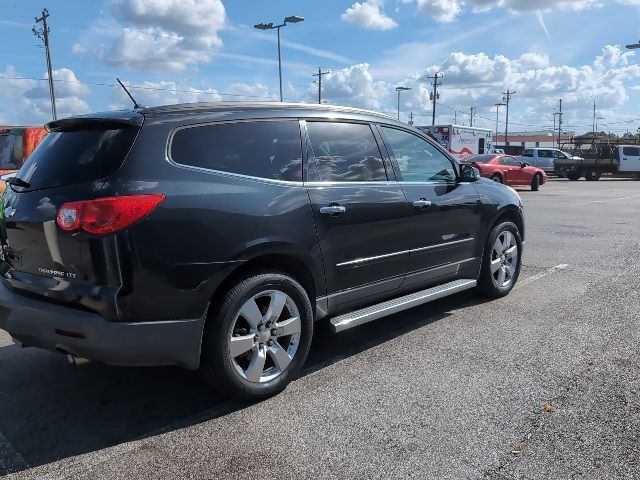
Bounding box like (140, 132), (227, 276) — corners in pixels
(171, 120), (303, 182)
(306, 122), (386, 182)
(381, 126), (456, 183)
(539, 150), (551, 158)
(503, 156), (521, 166)
(522, 149), (533, 157)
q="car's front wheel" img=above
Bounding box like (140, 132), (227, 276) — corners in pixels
(477, 221), (522, 298)
(200, 273), (314, 400)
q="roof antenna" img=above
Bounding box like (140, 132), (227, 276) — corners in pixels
(116, 78), (143, 109)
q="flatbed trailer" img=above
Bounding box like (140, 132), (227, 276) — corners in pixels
(555, 141), (640, 181)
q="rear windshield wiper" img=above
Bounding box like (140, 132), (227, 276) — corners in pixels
(5, 177), (30, 188)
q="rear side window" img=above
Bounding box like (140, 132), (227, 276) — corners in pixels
(306, 122), (386, 182)
(0, 133), (21, 169)
(170, 121), (302, 182)
(623, 146), (640, 156)
(16, 127), (138, 191)
(522, 150), (533, 157)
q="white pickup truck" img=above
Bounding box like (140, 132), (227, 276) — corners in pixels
(554, 144), (640, 181)
(518, 148), (579, 173)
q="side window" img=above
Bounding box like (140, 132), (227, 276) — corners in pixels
(498, 157), (506, 165)
(306, 122), (386, 182)
(623, 146), (640, 156)
(539, 150), (551, 158)
(380, 126), (456, 183)
(522, 150), (533, 157)
(504, 156), (520, 166)
(170, 120), (302, 181)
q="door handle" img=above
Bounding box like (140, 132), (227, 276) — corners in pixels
(413, 199), (432, 209)
(320, 205), (346, 215)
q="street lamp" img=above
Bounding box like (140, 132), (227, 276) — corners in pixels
(395, 86), (411, 121)
(254, 15), (304, 102)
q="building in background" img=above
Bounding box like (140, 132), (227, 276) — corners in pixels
(493, 130), (574, 149)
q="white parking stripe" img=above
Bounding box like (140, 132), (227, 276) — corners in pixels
(570, 194), (640, 207)
(0, 430), (27, 474)
(516, 264), (569, 289)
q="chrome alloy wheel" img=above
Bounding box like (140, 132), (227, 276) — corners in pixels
(490, 230), (518, 288)
(229, 290), (301, 383)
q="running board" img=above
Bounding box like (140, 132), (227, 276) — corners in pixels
(329, 279), (477, 333)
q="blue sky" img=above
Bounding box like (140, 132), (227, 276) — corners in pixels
(2, 0), (640, 135)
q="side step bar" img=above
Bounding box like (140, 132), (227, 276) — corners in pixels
(329, 279), (477, 333)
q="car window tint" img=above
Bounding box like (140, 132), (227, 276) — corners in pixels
(171, 120), (303, 182)
(623, 146), (640, 156)
(306, 122), (386, 182)
(522, 150), (533, 157)
(381, 126), (456, 183)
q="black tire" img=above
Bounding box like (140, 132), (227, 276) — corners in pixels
(491, 174), (503, 184)
(567, 172), (581, 181)
(477, 221), (522, 298)
(585, 167), (601, 181)
(200, 273), (314, 400)
(531, 174), (540, 191)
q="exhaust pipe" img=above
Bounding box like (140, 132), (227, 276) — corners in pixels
(66, 354), (90, 366)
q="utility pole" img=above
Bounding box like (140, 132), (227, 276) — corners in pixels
(428, 73), (442, 126)
(557, 99), (563, 149)
(312, 67), (330, 104)
(592, 100), (596, 136)
(33, 8), (56, 120)
(502, 90), (515, 146)
(454, 110), (457, 124)
(495, 103), (505, 146)
(408, 111), (414, 126)
(469, 106), (476, 127)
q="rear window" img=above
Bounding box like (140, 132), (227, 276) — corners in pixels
(307, 122), (386, 182)
(15, 127), (138, 191)
(170, 120), (303, 182)
(521, 149), (533, 157)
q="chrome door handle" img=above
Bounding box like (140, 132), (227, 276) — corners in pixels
(320, 205), (346, 215)
(413, 199), (432, 209)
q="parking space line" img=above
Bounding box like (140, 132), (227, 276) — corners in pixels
(0, 430), (27, 475)
(569, 194), (640, 207)
(516, 264), (569, 289)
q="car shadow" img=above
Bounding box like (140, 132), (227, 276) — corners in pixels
(0, 290), (492, 475)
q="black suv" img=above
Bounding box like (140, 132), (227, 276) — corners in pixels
(0, 103), (524, 399)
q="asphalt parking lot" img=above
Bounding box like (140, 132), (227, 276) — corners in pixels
(1, 178), (639, 479)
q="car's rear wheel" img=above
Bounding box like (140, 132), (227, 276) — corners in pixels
(491, 174), (503, 184)
(585, 167), (601, 181)
(200, 273), (313, 400)
(477, 221), (522, 298)
(531, 174), (541, 191)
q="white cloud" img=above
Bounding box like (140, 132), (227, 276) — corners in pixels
(410, 0), (625, 23)
(102, 0), (226, 72)
(341, 0), (398, 30)
(71, 43), (87, 54)
(0, 67), (90, 123)
(319, 63), (391, 110)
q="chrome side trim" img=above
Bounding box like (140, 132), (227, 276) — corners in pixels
(336, 238), (474, 268)
(329, 279), (477, 333)
(336, 249), (408, 268)
(410, 237), (474, 254)
(404, 257), (476, 279)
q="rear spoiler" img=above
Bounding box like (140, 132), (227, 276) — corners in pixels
(46, 114), (143, 132)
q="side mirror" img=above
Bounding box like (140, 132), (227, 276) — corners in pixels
(521, 162), (528, 168)
(460, 164), (480, 182)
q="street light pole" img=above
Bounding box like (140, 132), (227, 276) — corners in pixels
(254, 16), (304, 102)
(395, 86), (411, 121)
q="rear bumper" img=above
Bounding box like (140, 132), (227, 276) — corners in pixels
(0, 284), (205, 369)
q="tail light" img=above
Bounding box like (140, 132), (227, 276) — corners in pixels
(57, 194), (165, 235)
